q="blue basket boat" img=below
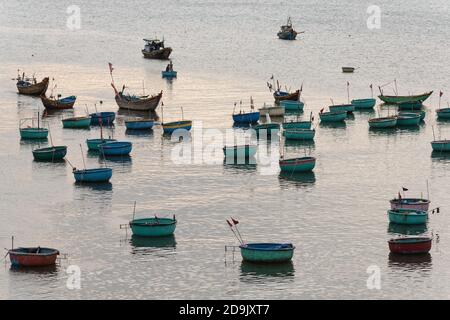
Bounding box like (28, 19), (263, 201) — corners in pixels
(90, 112), (116, 125)
(129, 217), (177, 237)
(351, 98), (376, 109)
(161, 71), (177, 78)
(329, 104), (355, 114)
(99, 141), (132, 156)
(73, 168), (113, 183)
(125, 119), (154, 130)
(86, 138), (117, 151)
(239, 243), (295, 263)
(253, 123), (280, 138)
(233, 111), (260, 124)
(388, 208), (428, 225)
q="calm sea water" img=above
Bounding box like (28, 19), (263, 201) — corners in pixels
(0, 0), (450, 299)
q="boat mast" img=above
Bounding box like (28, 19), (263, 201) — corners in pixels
(347, 81), (350, 104)
(79, 144), (86, 170)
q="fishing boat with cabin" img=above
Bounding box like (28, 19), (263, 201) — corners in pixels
(277, 17), (299, 40)
(8, 247), (60, 267)
(14, 71), (49, 96)
(388, 237), (432, 254)
(388, 208), (428, 225)
(62, 116), (91, 129)
(112, 82), (162, 112)
(142, 38), (172, 59)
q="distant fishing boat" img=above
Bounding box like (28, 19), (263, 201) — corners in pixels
(390, 197), (430, 211)
(162, 60), (177, 78)
(274, 90), (300, 104)
(319, 110), (346, 122)
(342, 67), (355, 73)
(279, 156), (316, 173)
(378, 91), (433, 104)
(352, 98), (376, 109)
(388, 237), (432, 254)
(436, 108), (450, 119)
(62, 116), (91, 129)
(283, 128), (315, 140)
(329, 104), (355, 114)
(277, 17), (298, 40)
(40, 95), (76, 110)
(8, 247), (59, 267)
(99, 141), (132, 156)
(130, 216), (177, 237)
(223, 145), (257, 158)
(90, 112), (116, 125)
(125, 118), (154, 130)
(388, 208), (428, 225)
(368, 116), (397, 128)
(396, 113), (421, 126)
(280, 100), (304, 111)
(73, 167), (113, 183)
(14, 71), (49, 96)
(240, 243), (295, 263)
(162, 120), (192, 134)
(142, 38), (172, 60)
(19, 113), (49, 140)
(431, 140), (450, 152)
(111, 83), (162, 112)
(32, 146), (67, 161)
(259, 104), (285, 117)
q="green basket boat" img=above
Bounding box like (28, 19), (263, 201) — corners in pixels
(86, 138), (117, 151)
(32, 146), (67, 161)
(388, 208), (428, 225)
(239, 243), (295, 263)
(282, 120), (311, 129)
(62, 116), (91, 128)
(436, 108), (450, 119)
(431, 140), (450, 152)
(19, 127), (49, 139)
(129, 217), (177, 237)
(368, 116), (397, 128)
(279, 156), (316, 173)
(253, 123), (280, 138)
(396, 114), (421, 126)
(319, 111), (346, 122)
(399, 111), (425, 121)
(351, 98), (376, 109)
(283, 128), (315, 140)
(280, 100), (304, 111)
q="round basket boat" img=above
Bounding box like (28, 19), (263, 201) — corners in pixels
(239, 243), (295, 263)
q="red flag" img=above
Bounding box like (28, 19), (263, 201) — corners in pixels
(108, 62), (114, 73)
(226, 220), (232, 227)
(320, 108), (324, 113)
(440, 91), (443, 97)
(231, 217), (239, 225)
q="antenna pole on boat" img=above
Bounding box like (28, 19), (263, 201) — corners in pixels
(226, 220), (242, 245)
(432, 125), (436, 141)
(347, 81), (350, 104)
(161, 103), (164, 125)
(48, 123), (54, 147)
(426, 180), (430, 201)
(394, 79), (398, 96)
(330, 98), (334, 105)
(181, 106), (184, 121)
(142, 80), (145, 96)
(370, 84), (373, 98)
(132, 201), (137, 221)
(79, 144), (86, 170)
(11, 236), (14, 250)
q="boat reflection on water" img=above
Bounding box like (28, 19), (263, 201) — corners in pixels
(283, 139), (315, 149)
(278, 171), (316, 188)
(125, 129), (154, 137)
(130, 234), (176, 256)
(74, 181), (113, 192)
(388, 252), (432, 271)
(431, 150), (450, 162)
(388, 222), (427, 236)
(100, 155), (133, 165)
(9, 264), (59, 274)
(117, 109), (158, 121)
(319, 121), (347, 129)
(223, 158), (257, 173)
(368, 127), (397, 136)
(239, 261), (295, 283)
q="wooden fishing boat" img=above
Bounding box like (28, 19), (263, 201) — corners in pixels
(329, 104), (355, 114)
(89, 112), (116, 125)
(396, 114), (421, 126)
(399, 111), (425, 121)
(280, 100), (304, 111)
(398, 101), (423, 110)
(232, 111), (260, 124)
(62, 116), (91, 129)
(223, 145), (257, 158)
(378, 91), (433, 104)
(142, 39), (172, 59)
(16, 76), (49, 96)
(351, 98), (376, 109)
(279, 156), (316, 173)
(342, 67), (355, 73)
(239, 243), (295, 263)
(130, 217), (177, 237)
(274, 90), (300, 103)
(40, 95), (76, 110)
(112, 84), (163, 112)
(388, 208), (428, 225)
(86, 138), (117, 151)
(125, 119), (154, 130)
(8, 247), (59, 267)
(319, 110), (346, 122)
(162, 70), (177, 78)
(390, 198), (430, 211)
(277, 17), (298, 40)
(431, 140), (450, 152)
(162, 120), (192, 134)
(436, 108), (450, 119)
(99, 141), (132, 156)
(73, 168), (112, 183)
(259, 105), (285, 117)
(368, 116), (397, 128)
(32, 146), (67, 161)
(282, 120), (311, 130)
(388, 237), (432, 255)
(283, 128), (315, 140)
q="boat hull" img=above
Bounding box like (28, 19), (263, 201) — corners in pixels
(142, 47), (172, 60)
(283, 129), (315, 140)
(89, 112), (116, 125)
(319, 111), (346, 122)
(396, 115), (421, 126)
(125, 120), (154, 130)
(390, 198), (430, 211)
(223, 145), (257, 158)
(388, 237), (432, 254)
(351, 98), (376, 109)
(277, 31), (297, 40)
(279, 157), (316, 173)
(378, 91), (433, 104)
(232, 112), (260, 124)
(280, 100), (304, 111)
(161, 71), (177, 78)
(368, 117), (397, 128)
(9, 247), (59, 267)
(20, 128), (49, 139)
(162, 121), (192, 134)
(130, 218), (176, 237)
(436, 108), (450, 119)
(431, 140), (450, 152)
(398, 101), (423, 110)
(388, 209), (428, 225)
(32, 146), (67, 161)
(274, 90), (300, 103)
(86, 138), (117, 151)
(240, 243), (295, 263)
(40, 95), (76, 110)
(282, 121), (311, 129)
(17, 77), (49, 96)
(329, 104), (355, 113)
(62, 117), (91, 128)
(73, 168), (112, 182)
(99, 141), (132, 156)
(399, 111), (425, 121)
(342, 67), (355, 73)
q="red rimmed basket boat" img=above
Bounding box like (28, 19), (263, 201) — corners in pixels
(388, 237), (432, 254)
(8, 247), (60, 267)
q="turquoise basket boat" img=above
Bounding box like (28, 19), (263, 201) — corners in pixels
(282, 120), (311, 129)
(162, 120), (192, 134)
(161, 71), (177, 78)
(319, 111), (346, 122)
(351, 98), (376, 109)
(99, 141), (132, 156)
(280, 100), (304, 111)
(130, 217), (177, 237)
(73, 168), (112, 183)
(431, 140), (450, 152)
(86, 138), (117, 151)
(283, 128), (315, 140)
(223, 145), (257, 158)
(436, 108), (450, 119)
(62, 116), (91, 129)
(124, 119), (154, 130)
(253, 123), (280, 138)
(279, 156), (316, 173)
(388, 208), (428, 225)
(396, 114), (421, 126)
(32, 146), (67, 161)
(368, 116), (397, 128)
(399, 111), (425, 121)
(239, 243), (295, 263)
(20, 128), (49, 139)
(90, 112), (116, 125)
(329, 104), (355, 114)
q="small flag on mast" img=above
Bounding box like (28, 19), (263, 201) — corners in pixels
(440, 91), (444, 97)
(231, 217), (239, 225)
(402, 187), (408, 191)
(226, 220), (233, 227)
(108, 62), (114, 74)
